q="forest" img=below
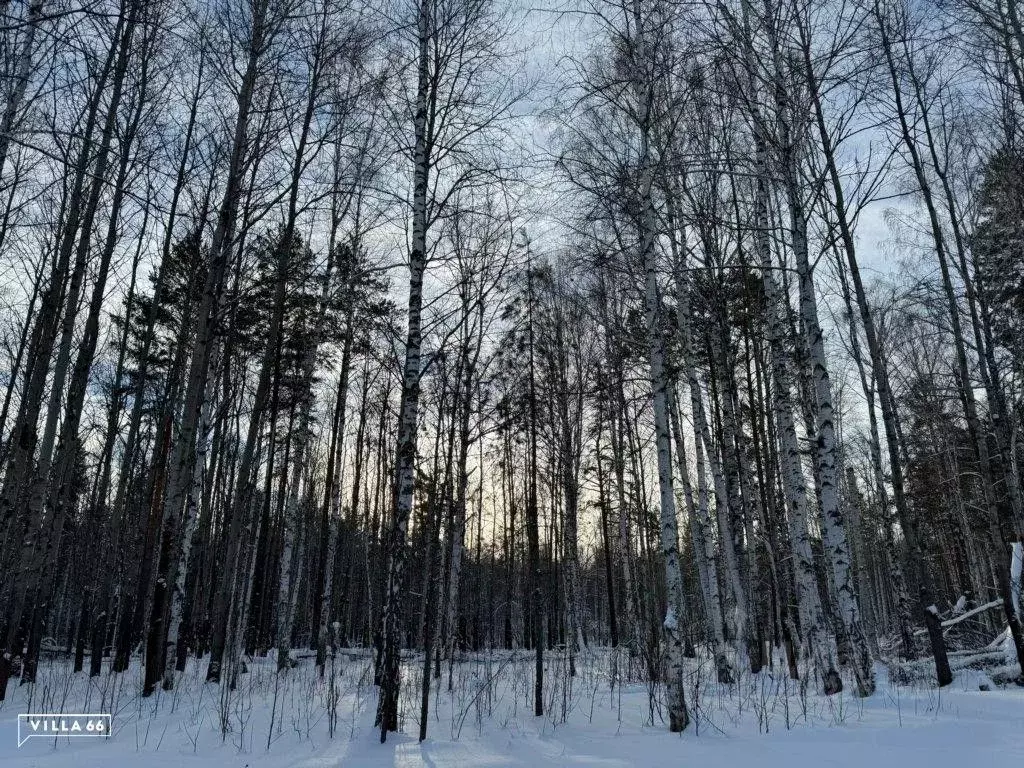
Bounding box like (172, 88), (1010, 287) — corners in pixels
(0, 0), (1022, 761)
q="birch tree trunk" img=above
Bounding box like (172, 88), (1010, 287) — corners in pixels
(162, 341), (219, 690)
(637, 107), (690, 735)
(667, 231), (733, 683)
(752, 190), (841, 691)
(694, 362), (749, 671)
(764, 268), (841, 693)
(376, 0), (430, 737)
(755, 7), (876, 692)
(787, 166), (875, 697)
(669, 382), (733, 683)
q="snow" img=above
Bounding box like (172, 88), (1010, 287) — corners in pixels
(1, 649), (1021, 767)
(663, 608), (677, 631)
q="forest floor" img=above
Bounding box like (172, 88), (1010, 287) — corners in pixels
(0, 648), (1020, 767)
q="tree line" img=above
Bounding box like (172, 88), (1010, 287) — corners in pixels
(0, 0), (1022, 743)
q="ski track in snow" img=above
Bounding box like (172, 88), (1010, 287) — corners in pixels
(0, 651), (1020, 767)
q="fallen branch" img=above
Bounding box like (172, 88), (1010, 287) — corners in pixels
(912, 599), (1002, 637)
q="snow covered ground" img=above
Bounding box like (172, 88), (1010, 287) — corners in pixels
(0, 649), (1020, 767)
